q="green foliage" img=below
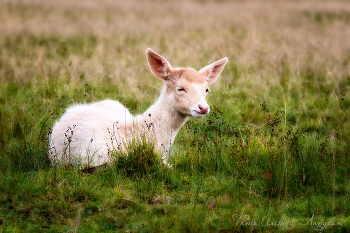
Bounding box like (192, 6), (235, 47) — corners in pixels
(113, 136), (163, 177)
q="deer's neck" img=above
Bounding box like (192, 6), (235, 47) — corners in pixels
(135, 86), (188, 152)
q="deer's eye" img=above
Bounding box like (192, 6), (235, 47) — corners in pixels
(177, 87), (185, 92)
(206, 88), (209, 93)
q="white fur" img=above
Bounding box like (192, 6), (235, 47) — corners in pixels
(49, 49), (228, 167)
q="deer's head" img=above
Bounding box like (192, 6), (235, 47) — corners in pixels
(146, 48), (228, 118)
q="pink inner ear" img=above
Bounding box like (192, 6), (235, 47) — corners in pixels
(147, 50), (173, 80)
(205, 65), (221, 80)
(152, 56), (165, 67)
(211, 65), (221, 75)
(203, 58), (228, 84)
(206, 64), (223, 81)
(151, 58), (166, 76)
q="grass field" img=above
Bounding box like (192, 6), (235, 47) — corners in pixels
(1, 0), (350, 232)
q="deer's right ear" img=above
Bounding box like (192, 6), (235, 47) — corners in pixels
(199, 57), (228, 85)
(146, 48), (173, 81)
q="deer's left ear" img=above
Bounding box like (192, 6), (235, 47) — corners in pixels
(199, 57), (228, 85)
(146, 48), (173, 81)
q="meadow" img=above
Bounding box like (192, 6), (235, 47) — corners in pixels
(0, 0), (350, 232)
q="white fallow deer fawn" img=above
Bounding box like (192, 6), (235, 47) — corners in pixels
(49, 48), (228, 167)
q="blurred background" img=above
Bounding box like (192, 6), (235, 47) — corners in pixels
(1, 0), (349, 88)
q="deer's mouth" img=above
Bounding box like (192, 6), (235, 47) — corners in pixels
(191, 109), (207, 118)
(190, 103), (210, 117)
(194, 110), (205, 115)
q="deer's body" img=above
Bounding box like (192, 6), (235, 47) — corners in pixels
(49, 49), (228, 167)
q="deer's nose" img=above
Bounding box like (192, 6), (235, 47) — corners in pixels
(198, 104), (209, 114)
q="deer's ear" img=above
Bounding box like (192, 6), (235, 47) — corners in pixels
(199, 57), (228, 85)
(146, 48), (173, 81)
